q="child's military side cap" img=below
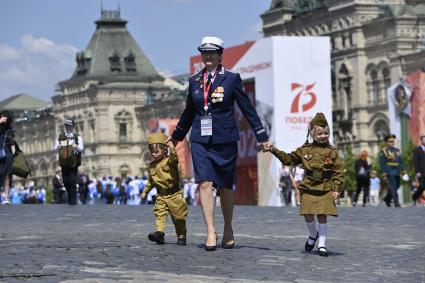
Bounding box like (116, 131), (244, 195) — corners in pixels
(310, 112), (329, 128)
(147, 133), (168, 145)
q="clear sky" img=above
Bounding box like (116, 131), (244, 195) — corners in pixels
(0, 0), (271, 102)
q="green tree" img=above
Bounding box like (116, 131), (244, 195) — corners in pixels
(342, 144), (356, 194)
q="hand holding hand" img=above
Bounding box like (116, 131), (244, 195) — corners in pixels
(332, 191), (340, 200)
(260, 141), (274, 152)
(165, 136), (178, 147)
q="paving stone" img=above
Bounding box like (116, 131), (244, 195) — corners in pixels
(0, 204), (424, 282)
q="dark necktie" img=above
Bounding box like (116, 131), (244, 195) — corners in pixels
(206, 74), (212, 88)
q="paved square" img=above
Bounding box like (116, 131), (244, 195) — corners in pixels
(0, 205), (424, 282)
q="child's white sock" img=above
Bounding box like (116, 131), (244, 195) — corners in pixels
(306, 220), (317, 245)
(318, 223), (327, 248)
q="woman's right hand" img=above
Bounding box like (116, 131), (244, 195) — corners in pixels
(165, 136), (178, 147)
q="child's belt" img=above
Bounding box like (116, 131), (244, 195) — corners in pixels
(157, 186), (181, 196)
(305, 169), (332, 180)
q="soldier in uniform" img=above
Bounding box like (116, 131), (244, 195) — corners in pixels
(168, 36), (270, 251)
(54, 119), (84, 205)
(379, 134), (404, 207)
(141, 133), (188, 246)
(264, 112), (344, 257)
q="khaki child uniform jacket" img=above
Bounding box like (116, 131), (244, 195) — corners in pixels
(271, 142), (345, 216)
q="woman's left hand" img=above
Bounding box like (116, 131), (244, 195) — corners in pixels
(260, 141), (273, 152)
(332, 191), (340, 200)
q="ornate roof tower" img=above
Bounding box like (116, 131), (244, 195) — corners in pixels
(69, 8), (163, 83)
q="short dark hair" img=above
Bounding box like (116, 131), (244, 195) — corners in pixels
(420, 135), (425, 140)
(0, 110), (13, 129)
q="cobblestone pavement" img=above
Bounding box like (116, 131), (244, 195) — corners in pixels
(0, 204), (424, 282)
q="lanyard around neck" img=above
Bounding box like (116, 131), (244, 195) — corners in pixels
(203, 65), (221, 112)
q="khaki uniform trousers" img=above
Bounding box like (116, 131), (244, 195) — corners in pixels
(154, 191), (188, 237)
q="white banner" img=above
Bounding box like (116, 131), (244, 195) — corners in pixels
(387, 82), (412, 142)
(232, 36), (332, 206)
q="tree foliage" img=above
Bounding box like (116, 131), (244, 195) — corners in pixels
(342, 144), (356, 192)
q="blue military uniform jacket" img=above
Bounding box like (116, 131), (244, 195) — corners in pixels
(379, 146), (404, 176)
(172, 66), (268, 144)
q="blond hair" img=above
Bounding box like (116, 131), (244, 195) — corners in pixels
(309, 125), (329, 141)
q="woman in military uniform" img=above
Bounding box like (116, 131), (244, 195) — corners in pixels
(264, 112), (344, 256)
(168, 36), (270, 251)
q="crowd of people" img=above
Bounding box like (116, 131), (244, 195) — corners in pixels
(0, 173), (200, 206)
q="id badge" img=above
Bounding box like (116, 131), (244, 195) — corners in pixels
(201, 116), (212, 136)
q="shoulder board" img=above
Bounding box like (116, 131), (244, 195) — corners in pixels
(326, 144), (336, 150)
(58, 132), (66, 141)
(301, 143), (312, 148)
(225, 68), (237, 74)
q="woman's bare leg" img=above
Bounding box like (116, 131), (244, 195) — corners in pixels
(199, 181), (216, 246)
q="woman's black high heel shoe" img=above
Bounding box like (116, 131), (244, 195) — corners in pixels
(222, 230), (235, 249)
(204, 233), (218, 251)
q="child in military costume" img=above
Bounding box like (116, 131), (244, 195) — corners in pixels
(141, 133), (188, 245)
(264, 112), (344, 256)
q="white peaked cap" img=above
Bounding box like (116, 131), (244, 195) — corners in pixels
(198, 36), (224, 52)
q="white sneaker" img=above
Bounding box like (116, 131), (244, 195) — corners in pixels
(2, 200), (11, 205)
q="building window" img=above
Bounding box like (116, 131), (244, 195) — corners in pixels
(124, 52), (136, 72)
(109, 53), (121, 73)
(371, 70), (379, 104)
(382, 68), (391, 102)
(119, 123), (127, 143)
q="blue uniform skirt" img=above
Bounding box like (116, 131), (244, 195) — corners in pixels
(191, 141), (237, 189)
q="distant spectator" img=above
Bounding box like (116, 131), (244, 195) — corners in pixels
(78, 172), (90, 204)
(412, 135), (425, 206)
(369, 170), (381, 206)
(52, 167), (66, 204)
(292, 165), (304, 207)
(279, 165), (294, 206)
(353, 150), (370, 207)
(0, 110), (16, 205)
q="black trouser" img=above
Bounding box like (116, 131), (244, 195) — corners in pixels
(354, 176), (370, 205)
(53, 187), (66, 204)
(413, 176), (425, 202)
(79, 187), (88, 204)
(62, 167), (78, 205)
(281, 186), (292, 205)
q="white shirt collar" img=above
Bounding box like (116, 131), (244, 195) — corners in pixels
(206, 66), (218, 77)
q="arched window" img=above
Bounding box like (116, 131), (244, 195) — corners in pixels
(338, 64), (352, 120)
(371, 70), (379, 104)
(373, 120), (389, 141)
(114, 110), (133, 143)
(382, 68), (391, 102)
